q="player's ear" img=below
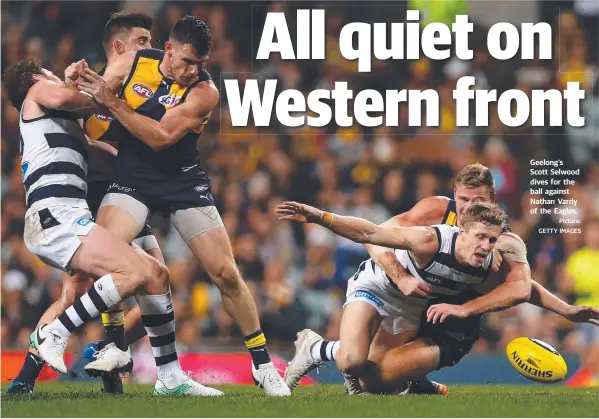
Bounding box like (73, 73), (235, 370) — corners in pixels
(164, 41), (173, 55)
(113, 39), (125, 55)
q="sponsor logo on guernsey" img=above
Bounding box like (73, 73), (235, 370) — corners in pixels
(194, 184), (209, 192)
(21, 161), (29, 179)
(95, 114), (114, 122)
(158, 94), (182, 107)
(354, 290), (384, 307)
(132, 83), (154, 99)
(76, 218), (93, 227)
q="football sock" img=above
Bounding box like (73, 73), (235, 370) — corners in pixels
(13, 352), (45, 386)
(102, 308), (127, 351)
(125, 320), (148, 345)
(244, 329), (271, 368)
(311, 340), (340, 362)
(51, 274), (122, 337)
(138, 292), (180, 381)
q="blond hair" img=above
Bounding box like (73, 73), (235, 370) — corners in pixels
(454, 163), (495, 198)
(462, 202), (506, 229)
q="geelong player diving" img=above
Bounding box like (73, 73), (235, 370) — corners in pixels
(0, 59), (204, 395)
(279, 164), (599, 395)
(74, 16), (290, 396)
(7, 11), (161, 396)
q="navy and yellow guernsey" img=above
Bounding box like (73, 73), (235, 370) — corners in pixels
(84, 48), (214, 213)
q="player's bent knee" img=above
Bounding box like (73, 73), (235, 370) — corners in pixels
(212, 261), (242, 292)
(337, 349), (369, 375)
(137, 255), (170, 294)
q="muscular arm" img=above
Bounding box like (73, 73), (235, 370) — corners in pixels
(319, 211), (439, 255)
(78, 65), (219, 151)
(31, 80), (102, 114)
(363, 197), (449, 290)
(464, 233), (532, 315)
(102, 82), (218, 151)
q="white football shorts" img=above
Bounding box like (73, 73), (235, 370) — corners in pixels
(24, 205), (95, 275)
(345, 259), (429, 335)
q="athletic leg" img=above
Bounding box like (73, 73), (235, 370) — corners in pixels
(171, 207), (289, 396)
(97, 195), (222, 396)
(30, 221), (168, 374)
(360, 337), (441, 394)
(8, 273), (89, 394)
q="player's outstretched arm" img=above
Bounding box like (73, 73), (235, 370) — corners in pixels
(77, 68), (219, 151)
(529, 280), (599, 326)
(276, 201), (438, 252)
(363, 197), (448, 297)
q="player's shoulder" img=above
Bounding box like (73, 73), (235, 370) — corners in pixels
(410, 196), (451, 220)
(135, 48), (165, 60)
(187, 76), (219, 104)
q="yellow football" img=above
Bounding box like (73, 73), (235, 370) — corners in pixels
(506, 337), (567, 383)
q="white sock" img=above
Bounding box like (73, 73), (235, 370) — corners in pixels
(49, 274), (122, 337)
(138, 291), (182, 382)
(311, 340), (340, 362)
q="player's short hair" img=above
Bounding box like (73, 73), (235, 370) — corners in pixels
(454, 163), (496, 197)
(462, 202), (506, 229)
(2, 60), (43, 109)
(170, 16), (213, 56)
(102, 11), (153, 52)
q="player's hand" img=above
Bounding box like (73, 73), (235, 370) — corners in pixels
(77, 68), (114, 105)
(394, 273), (432, 298)
(565, 304), (599, 326)
(492, 249), (503, 272)
(65, 59), (88, 86)
(275, 201), (322, 224)
(426, 303), (469, 324)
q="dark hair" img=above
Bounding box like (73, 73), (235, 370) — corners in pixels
(454, 163), (496, 197)
(2, 60), (43, 109)
(462, 202), (506, 229)
(170, 16), (213, 56)
(102, 11), (153, 52)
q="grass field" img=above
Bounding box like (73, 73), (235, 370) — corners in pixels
(2, 383), (598, 417)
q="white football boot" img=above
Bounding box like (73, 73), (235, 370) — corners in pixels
(154, 371), (224, 396)
(84, 342), (133, 376)
(29, 324), (68, 374)
(343, 373), (367, 395)
(284, 329), (327, 391)
(252, 362), (291, 396)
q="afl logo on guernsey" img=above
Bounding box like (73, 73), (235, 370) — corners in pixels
(158, 94), (182, 107)
(132, 83), (154, 99)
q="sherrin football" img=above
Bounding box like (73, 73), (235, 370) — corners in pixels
(506, 337), (567, 383)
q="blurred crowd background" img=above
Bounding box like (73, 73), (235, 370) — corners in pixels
(1, 0), (598, 378)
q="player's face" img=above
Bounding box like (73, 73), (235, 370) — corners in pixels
(123, 27), (152, 52)
(166, 41), (209, 87)
(460, 222), (501, 267)
(454, 186), (494, 223)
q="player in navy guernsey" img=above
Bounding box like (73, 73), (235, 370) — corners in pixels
(75, 16), (290, 396)
(281, 163), (599, 395)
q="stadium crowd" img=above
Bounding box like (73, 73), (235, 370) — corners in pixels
(2, 0), (597, 374)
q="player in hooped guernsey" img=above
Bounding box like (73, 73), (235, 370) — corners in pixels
(282, 164), (598, 395)
(3, 60), (174, 387)
(277, 201), (506, 392)
(75, 16), (291, 396)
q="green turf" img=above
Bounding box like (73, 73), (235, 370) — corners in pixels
(2, 383), (598, 417)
